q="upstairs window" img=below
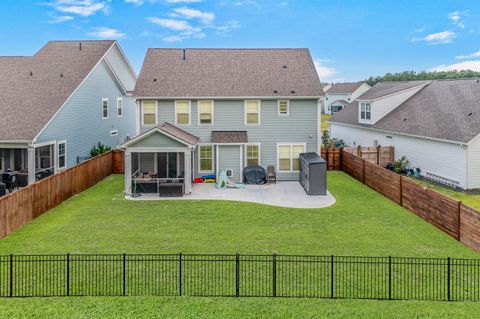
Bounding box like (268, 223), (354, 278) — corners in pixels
(117, 97), (123, 117)
(102, 98), (109, 119)
(246, 144), (260, 166)
(245, 100), (260, 125)
(278, 100), (289, 116)
(360, 102), (372, 120)
(142, 101), (157, 125)
(198, 100), (213, 125)
(176, 101), (191, 125)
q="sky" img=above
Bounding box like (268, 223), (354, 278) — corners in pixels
(0, 0), (479, 82)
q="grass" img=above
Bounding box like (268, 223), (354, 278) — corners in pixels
(1, 296), (480, 319)
(412, 178), (480, 210)
(322, 114), (331, 131)
(0, 173), (476, 257)
(0, 172), (478, 318)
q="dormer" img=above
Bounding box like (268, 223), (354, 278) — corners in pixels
(357, 81), (431, 125)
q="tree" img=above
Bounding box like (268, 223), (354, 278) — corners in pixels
(365, 70), (480, 86)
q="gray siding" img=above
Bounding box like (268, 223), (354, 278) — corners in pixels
(105, 44), (136, 91)
(217, 145), (242, 183)
(139, 99), (319, 181)
(36, 60), (136, 168)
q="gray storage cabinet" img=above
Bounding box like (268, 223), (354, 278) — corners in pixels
(299, 152), (327, 195)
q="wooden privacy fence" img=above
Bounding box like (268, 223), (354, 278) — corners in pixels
(321, 146), (394, 171)
(342, 150), (480, 252)
(0, 150), (125, 239)
(320, 147), (342, 170)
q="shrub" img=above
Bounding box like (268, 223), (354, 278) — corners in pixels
(392, 156), (410, 174)
(90, 142), (112, 157)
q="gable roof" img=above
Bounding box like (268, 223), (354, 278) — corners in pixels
(133, 48), (323, 98)
(326, 82), (365, 94)
(357, 80), (430, 100)
(330, 79), (480, 143)
(122, 122), (200, 149)
(331, 99), (350, 106)
(0, 40), (116, 141)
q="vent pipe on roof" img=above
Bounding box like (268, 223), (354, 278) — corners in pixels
(29, 71), (33, 76)
(79, 42), (82, 51)
(182, 49), (186, 60)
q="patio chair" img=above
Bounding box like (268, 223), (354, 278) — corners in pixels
(267, 165), (276, 184)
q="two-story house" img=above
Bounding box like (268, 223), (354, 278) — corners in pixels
(121, 48), (323, 195)
(330, 79), (480, 190)
(323, 82), (370, 114)
(0, 40), (137, 186)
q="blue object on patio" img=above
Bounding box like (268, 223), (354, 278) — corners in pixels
(216, 169), (228, 189)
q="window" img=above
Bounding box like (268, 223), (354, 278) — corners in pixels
(360, 102), (372, 120)
(117, 97), (123, 117)
(102, 98), (109, 119)
(142, 101), (157, 125)
(57, 141), (66, 169)
(35, 144), (54, 172)
(278, 144), (305, 172)
(245, 100), (260, 125)
(246, 144), (260, 166)
(176, 100), (191, 125)
(278, 100), (289, 116)
(199, 145), (213, 172)
(198, 100), (213, 125)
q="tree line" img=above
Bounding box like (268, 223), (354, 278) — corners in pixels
(364, 70), (480, 86)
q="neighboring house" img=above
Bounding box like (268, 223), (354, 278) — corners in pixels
(0, 40), (136, 185)
(323, 82), (370, 115)
(330, 79), (480, 190)
(122, 48), (323, 195)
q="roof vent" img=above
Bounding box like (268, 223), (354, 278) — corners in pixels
(283, 65), (287, 69)
(60, 73), (63, 77)
(153, 78), (157, 82)
(29, 71), (33, 76)
(468, 112), (473, 116)
(273, 90), (278, 94)
(182, 49), (186, 60)
(79, 42), (82, 51)
(291, 90), (295, 94)
(403, 118), (407, 121)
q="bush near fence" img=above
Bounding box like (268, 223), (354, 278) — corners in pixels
(1, 253), (479, 302)
(342, 150), (480, 252)
(0, 150), (125, 239)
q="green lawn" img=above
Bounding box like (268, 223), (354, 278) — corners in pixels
(412, 178), (480, 210)
(0, 172), (478, 318)
(322, 114), (331, 131)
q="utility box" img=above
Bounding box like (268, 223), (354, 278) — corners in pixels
(299, 152), (327, 195)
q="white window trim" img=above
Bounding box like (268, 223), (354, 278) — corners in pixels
(197, 100), (214, 126)
(141, 100), (158, 126)
(276, 142), (306, 173)
(175, 100), (192, 126)
(244, 100), (261, 126)
(359, 101), (372, 122)
(56, 140), (67, 170)
(245, 143), (261, 167)
(117, 97), (123, 118)
(277, 100), (290, 116)
(102, 98), (109, 119)
(198, 143), (214, 173)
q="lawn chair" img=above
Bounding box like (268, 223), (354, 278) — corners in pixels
(267, 165), (276, 184)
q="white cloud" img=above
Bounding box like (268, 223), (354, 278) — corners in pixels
(430, 60), (480, 72)
(88, 27), (127, 39)
(215, 20), (240, 35)
(172, 7), (214, 24)
(448, 10), (465, 29)
(278, 1), (288, 7)
(48, 14), (74, 23)
(147, 17), (194, 30)
(165, 0), (202, 3)
(313, 58), (338, 81)
(412, 30), (455, 45)
(456, 50), (480, 59)
(50, 0), (108, 17)
(125, 0), (144, 5)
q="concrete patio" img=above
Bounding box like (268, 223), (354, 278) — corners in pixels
(126, 182), (336, 209)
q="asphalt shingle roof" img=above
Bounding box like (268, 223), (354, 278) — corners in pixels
(133, 48), (323, 98)
(326, 82), (365, 94)
(0, 40), (115, 141)
(330, 79), (480, 143)
(159, 122), (200, 146)
(357, 80), (430, 100)
(211, 131), (248, 143)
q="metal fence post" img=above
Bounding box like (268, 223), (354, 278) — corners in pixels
(66, 253), (70, 296)
(447, 257), (451, 301)
(9, 254), (13, 298)
(235, 253), (240, 297)
(272, 254), (277, 297)
(388, 256), (392, 300)
(179, 253), (182, 296)
(330, 255), (334, 299)
(123, 253), (126, 296)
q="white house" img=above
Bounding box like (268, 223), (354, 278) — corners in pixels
(330, 79), (480, 190)
(323, 82), (370, 114)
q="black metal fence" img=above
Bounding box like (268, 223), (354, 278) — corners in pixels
(1, 254), (480, 301)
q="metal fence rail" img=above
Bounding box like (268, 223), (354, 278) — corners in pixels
(0, 254), (479, 301)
